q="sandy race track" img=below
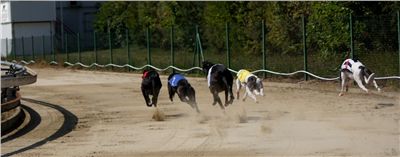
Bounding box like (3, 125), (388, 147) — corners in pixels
(1, 67), (400, 157)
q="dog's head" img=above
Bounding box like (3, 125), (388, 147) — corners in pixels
(202, 61), (214, 73)
(247, 76), (264, 95)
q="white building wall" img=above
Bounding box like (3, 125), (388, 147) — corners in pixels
(1, 2), (11, 23)
(1, 2), (12, 57)
(1, 23), (12, 57)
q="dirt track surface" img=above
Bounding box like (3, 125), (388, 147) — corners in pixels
(1, 67), (400, 157)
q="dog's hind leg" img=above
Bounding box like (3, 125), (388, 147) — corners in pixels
(228, 86), (235, 105)
(168, 83), (175, 102)
(242, 90), (248, 101)
(339, 72), (347, 96)
(152, 89), (160, 107)
(372, 79), (381, 92)
(211, 90), (224, 109)
(354, 72), (369, 93)
(235, 79), (241, 99)
(224, 89), (230, 107)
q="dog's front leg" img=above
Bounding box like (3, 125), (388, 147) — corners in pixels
(142, 89), (152, 107)
(246, 86), (258, 103)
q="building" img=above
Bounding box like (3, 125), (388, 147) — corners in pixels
(0, 1), (102, 57)
(1, 1), (56, 57)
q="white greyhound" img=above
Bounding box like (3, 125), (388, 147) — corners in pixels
(339, 58), (381, 96)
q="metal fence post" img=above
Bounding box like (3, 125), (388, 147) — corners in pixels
(13, 38), (16, 60)
(226, 22), (231, 69)
(109, 28), (113, 64)
(31, 36), (35, 61)
(397, 11), (400, 82)
(302, 15), (308, 81)
(78, 33), (81, 63)
(349, 13), (354, 59)
(196, 25), (201, 67)
(22, 37), (25, 61)
(126, 29), (130, 65)
(93, 31), (97, 64)
(147, 26), (151, 65)
(42, 35), (45, 60)
(171, 25), (175, 73)
(193, 26), (198, 68)
(262, 20), (266, 78)
(65, 33), (69, 62)
(51, 34), (55, 62)
(5, 38), (8, 60)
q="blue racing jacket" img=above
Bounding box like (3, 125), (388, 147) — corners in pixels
(169, 74), (185, 87)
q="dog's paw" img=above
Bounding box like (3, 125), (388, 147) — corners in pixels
(338, 93), (344, 97)
(228, 98), (234, 104)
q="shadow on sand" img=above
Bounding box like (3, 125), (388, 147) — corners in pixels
(2, 98), (78, 157)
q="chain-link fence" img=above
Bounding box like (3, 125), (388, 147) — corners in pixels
(1, 13), (399, 83)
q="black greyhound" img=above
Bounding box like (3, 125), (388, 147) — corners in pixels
(167, 73), (200, 113)
(202, 61), (235, 109)
(141, 70), (162, 107)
